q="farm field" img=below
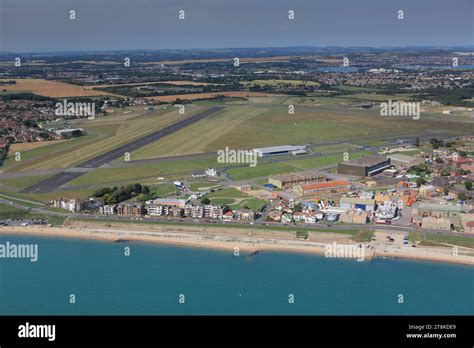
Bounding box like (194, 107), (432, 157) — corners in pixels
(0, 79), (120, 97)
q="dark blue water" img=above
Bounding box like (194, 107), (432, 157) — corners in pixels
(0, 234), (472, 315)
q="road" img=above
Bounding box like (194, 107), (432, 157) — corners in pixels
(20, 106), (225, 193)
(2, 192), (471, 238)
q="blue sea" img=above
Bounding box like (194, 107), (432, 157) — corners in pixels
(0, 234), (472, 315)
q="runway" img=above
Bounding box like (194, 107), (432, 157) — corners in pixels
(21, 106), (225, 193)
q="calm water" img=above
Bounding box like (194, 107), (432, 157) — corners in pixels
(0, 234), (472, 315)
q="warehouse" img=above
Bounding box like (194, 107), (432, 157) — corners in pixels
(387, 153), (423, 166)
(417, 203), (462, 218)
(293, 180), (352, 197)
(337, 156), (391, 176)
(253, 145), (307, 157)
(340, 197), (376, 211)
(268, 170), (325, 189)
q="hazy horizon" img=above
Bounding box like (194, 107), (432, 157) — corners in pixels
(1, 0), (472, 53)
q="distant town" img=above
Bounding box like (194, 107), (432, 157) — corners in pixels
(0, 46), (473, 264)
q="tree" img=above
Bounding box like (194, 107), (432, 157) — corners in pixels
(458, 192), (467, 201)
(443, 187), (449, 196)
(415, 137), (420, 147)
(201, 197), (211, 205)
(465, 181), (473, 191)
(416, 178), (425, 187)
(435, 157), (443, 164)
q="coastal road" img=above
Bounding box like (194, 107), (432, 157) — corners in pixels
(20, 106), (225, 193)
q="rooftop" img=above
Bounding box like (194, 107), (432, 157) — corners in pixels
(419, 202), (462, 212)
(340, 197), (376, 205)
(342, 156), (389, 167)
(253, 144), (306, 154)
(301, 180), (351, 191)
(269, 170), (325, 182)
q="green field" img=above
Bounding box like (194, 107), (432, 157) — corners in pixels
(225, 151), (369, 180)
(205, 188), (248, 198)
(410, 232), (474, 248)
(151, 184), (178, 197)
(188, 183), (222, 191)
(0, 203), (66, 225)
(229, 198), (266, 211)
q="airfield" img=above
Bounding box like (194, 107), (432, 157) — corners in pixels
(1, 89), (473, 202)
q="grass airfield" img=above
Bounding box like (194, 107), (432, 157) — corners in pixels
(1, 91), (473, 202)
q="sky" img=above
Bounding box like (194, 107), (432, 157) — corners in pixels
(0, 0), (473, 52)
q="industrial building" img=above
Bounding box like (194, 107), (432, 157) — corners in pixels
(417, 203), (462, 218)
(340, 210), (370, 224)
(337, 156), (391, 177)
(293, 180), (352, 197)
(253, 145), (307, 157)
(268, 170), (326, 189)
(387, 153), (423, 166)
(421, 217), (452, 231)
(339, 197), (376, 211)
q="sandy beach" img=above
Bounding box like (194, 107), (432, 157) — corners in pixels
(0, 223), (473, 266)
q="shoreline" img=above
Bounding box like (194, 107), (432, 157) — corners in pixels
(0, 225), (473, 266)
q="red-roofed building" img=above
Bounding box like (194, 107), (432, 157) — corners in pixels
(465, 221), (474, 234)
(461, 164), (474, 173)
(448, 157), (473, 168)
(293, 180), (352, 197)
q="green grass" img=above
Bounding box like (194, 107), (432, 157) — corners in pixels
(66, 158), (227, 187)
(229, 198), (266, 211)
(0, 193), (44, 208)
(0, 203), (66, 225)
(334, 85), (382, 92)
(225, 152), (370, 180)
(2, 174), (53, 190)
(206, 188), (248, 198)
(151, 184), (178, 197)
(409, 232), (474, 248)
(188, 183), (222, 191)
(209, 198), (236, 205)
(4, 107), (187, 172)
(352, 230), (375, 242)
(311, 144), (360, 154)
(337, 93), (411, 102)
(225, 162), (297, 181)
